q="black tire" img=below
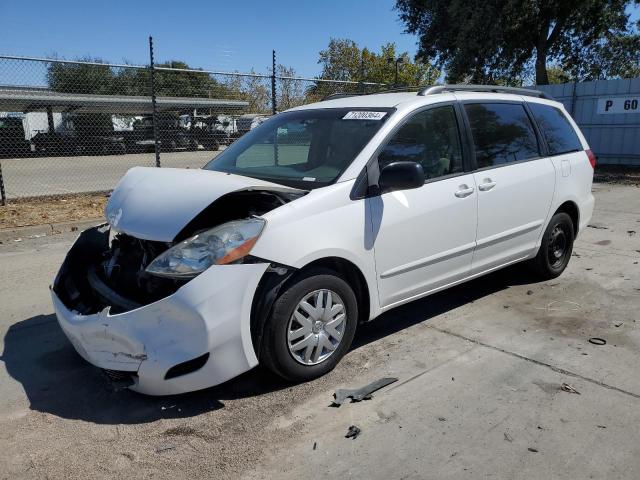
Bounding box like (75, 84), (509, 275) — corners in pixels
(529, 212), (574, 280)
(259, 268), (358, 382)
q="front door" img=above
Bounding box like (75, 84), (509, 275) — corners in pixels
(369, 104), (478, 308)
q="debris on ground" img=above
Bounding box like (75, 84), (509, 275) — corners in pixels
(332, 377), (398, 406)
(528, 447), (539, 453)
(345, 425), (361, 440)
(587, 224), (608, 230)
(155, 442), (177, 453)
(313, 442), (317, 450)
(504, 432), (513, 442)
(628, 230), (637, 236)
(589, 337), (607, 346)
(561, 383), (581, 395)
(614, 323), (623, 328)
(527, 290), (534, 295)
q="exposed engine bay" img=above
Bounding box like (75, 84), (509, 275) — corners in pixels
(53, 189), (303, 315)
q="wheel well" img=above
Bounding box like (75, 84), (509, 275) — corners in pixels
(555, 201), (579, 238)
(299, 257), (371, 324)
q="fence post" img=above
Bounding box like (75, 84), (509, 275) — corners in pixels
(0, 162), (6, 206)
(271, 50), (277, 115)
(149, 36), (161, 168)
(570, 81), (578, 117)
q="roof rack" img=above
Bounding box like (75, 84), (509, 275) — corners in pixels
(418, 84), (553, 100)
(322, 92), (365, 101)
(322, 86), (419, 101)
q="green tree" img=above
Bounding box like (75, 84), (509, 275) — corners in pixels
(312, 38), (440, 97)
(546, 65), (573, 84)
(222, 69), (272, 113)
(276, 65), (307, 110)
(395, 0), (639, 85)
(47, 58), (230, 98)
(47, 57), (117, 94)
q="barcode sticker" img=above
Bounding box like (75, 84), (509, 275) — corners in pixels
(342, 111), (387, 120)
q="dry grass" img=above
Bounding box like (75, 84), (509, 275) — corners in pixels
(0, 193), (107, 230)
(594, 165), (640, 185)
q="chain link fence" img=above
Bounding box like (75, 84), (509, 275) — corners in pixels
(0, 41), (385, 202)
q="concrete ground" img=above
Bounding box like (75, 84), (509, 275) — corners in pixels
(1, 150), (220, 198)
(0, 183), (638, 479)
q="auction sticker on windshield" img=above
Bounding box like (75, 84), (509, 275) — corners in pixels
(342, 111), (387, 120)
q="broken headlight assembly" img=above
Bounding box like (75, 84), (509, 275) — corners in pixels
(146, 218), (266, 278)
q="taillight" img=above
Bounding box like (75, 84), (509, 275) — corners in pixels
(586, 149), (596, 169)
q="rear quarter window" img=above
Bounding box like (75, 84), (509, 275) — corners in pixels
(528, 103), (582, 155)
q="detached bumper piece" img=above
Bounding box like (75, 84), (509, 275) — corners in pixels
(51, 225), (271, 395)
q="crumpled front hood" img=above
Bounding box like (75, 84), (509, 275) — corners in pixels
(105, 167), (296, 242)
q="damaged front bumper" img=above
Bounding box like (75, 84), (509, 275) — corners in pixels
(52, 225), (269, 395)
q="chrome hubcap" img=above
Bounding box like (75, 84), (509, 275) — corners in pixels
(286, 289), (346, 365)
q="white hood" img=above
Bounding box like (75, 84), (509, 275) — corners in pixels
(105, 167), (296, 242)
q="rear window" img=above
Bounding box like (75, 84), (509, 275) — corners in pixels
(528, 103), (582, 155)
(464, 103), (540, 168)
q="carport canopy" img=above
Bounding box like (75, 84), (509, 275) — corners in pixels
(0, 87), (249, 114)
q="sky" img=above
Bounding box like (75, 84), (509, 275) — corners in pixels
(0, 0), (419, 78)
(1, 1), (638, 80)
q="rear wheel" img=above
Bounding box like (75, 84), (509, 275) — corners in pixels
(260, 268), (358, 382)
(529, 212), (574, 279)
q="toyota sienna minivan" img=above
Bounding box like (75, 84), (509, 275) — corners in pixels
(52, 85), (595, 395)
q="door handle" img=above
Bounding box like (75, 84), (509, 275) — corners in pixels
(478, 179), (496, 191)
(454, 185), (475, 198)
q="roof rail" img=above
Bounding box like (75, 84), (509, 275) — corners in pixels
(322, 92), (365, 101)
(322, 86), (420, 101)
(418, 84), (553, 100)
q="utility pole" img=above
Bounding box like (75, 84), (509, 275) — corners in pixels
(389, 56), (405, 88)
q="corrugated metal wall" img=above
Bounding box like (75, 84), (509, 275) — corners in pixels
(534, 78), (640, 166)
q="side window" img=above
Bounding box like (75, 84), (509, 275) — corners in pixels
(378, 106), (463, 180)
(528, 103), (582, 155)
(464, 103), (540, 168)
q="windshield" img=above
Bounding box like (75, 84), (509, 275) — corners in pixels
(204, 108), (393, 189)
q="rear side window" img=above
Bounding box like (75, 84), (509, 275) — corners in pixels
(464, 103), (540, 168)
(528, 103), (582, 155)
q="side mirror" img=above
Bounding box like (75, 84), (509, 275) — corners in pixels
(378, 161), (425, 193)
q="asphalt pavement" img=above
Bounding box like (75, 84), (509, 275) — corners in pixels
(1, 150), (220, 198)
(0, 183), (639, 479)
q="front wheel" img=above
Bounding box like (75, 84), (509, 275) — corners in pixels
(259, 268), (358, 382)
(529, 212), (574, 279)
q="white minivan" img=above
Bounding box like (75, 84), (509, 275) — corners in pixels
(52, 85), (595, 395)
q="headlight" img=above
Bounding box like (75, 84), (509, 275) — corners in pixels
(146, 218), (266, 278)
